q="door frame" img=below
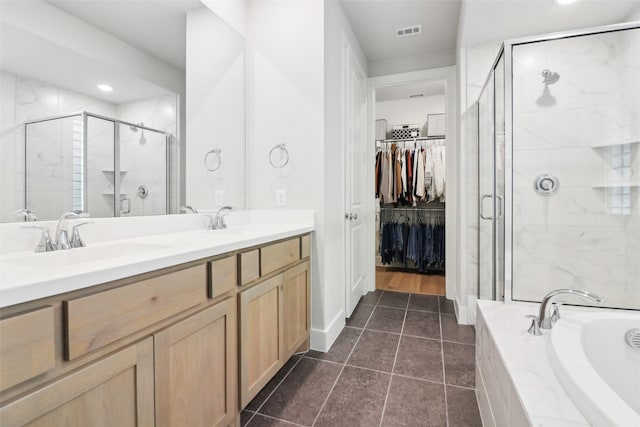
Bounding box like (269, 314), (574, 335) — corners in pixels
(365, 66), (458, 300)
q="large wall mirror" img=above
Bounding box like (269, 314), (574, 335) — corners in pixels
(0, 0), (245, 222)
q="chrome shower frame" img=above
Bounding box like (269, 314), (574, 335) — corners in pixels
(23, 111), (173, 217)
(477, 20), (640, 304)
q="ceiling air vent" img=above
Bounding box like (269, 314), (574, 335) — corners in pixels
(396, 25), (423, 38)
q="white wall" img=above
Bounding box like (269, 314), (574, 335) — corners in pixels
(375, 94), (445, 138)
(185, 6), (246, 210)
(245, 0), (328, 348)
(244, 0), (368, 351)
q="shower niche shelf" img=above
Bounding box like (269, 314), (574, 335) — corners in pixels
(591, 182), (640, 189)
(101, 169), (128, 173)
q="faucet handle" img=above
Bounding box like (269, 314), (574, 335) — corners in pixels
(70, 222), (94, 248)
(525, 315), (542, 336)
(21, 226), (55, 252)
(550, 303), (561, 325)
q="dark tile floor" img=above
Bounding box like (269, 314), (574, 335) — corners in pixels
(241, 290), (481, 427)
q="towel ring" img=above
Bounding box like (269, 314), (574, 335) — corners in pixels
(204, 149), (222, 172)
(269, 143), (289, 168)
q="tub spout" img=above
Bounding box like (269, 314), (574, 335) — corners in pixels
(528, 289), (604, 335)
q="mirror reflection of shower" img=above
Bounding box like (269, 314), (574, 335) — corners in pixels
(537, 69), (560, 106)
(129, 122), (147, 144)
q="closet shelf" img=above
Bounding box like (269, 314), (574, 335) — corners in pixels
(590, 140), (639, 149)
(592, 182), (640, 189)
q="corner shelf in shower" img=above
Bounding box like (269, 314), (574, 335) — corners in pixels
(101, 192), (128, 196)
(590, 140), (639, 149)
(101, 169), (128, 173)
(591, 182), (640, 189)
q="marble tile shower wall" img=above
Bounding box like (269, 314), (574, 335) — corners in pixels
(511, 29), (640, 309)
(116, 96), (176, 217)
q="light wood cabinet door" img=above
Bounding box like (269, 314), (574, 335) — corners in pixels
(238, 275), (284, 408)
(282, 261), (310, 358)
(0, 338), (154, 427)
(154, 299), (236, 427)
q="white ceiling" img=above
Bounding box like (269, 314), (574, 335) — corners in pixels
(0, 22), (174, 104)
(376, 80), (445, 102)
(44, 0), (202, 71)
(340, 0), (461, 64)
(458, 0), (639, 47)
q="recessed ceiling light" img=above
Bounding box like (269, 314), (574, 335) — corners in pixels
(97, 84), (113, 92)
(556, 0), (579, 5)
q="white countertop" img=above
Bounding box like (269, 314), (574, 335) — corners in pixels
(0, 211), (314, 308)
(477, 300), (590, 426)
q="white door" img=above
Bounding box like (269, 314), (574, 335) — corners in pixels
(344, 42), (367, 317)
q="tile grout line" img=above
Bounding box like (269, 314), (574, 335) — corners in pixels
(247, 410), (308, 427)
(299, 355), (478, 392)
(310, 292), (380, 427)
(378, 293), (410, 427)
(439, 297), (450, 427)
(250, 355), (304, 421)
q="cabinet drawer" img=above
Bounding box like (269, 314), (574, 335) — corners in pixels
(64, 264), (207, 360)
(260, 238), (300, 276)
(0, 306), (55, 392)
(301, 235), (311, 259)
(208, 255), (236, 298)
(239, 250), (260, 285)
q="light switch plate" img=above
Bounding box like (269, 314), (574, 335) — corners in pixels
(276, 189), (286, 206)
(215, 190), (224, 206)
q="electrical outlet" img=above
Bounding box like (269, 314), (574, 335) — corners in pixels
(276, 189), (286, 206)
(215, 190), (224, 206)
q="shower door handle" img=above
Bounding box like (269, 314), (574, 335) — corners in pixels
(496, 195), (504, 220)
(480, 194), (493, 220)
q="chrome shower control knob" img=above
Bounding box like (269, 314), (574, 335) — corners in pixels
(534, 174), (559, 195)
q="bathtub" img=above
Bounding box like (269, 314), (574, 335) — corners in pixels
(549, 311), (640, 427)
(476, 300), (639, 427)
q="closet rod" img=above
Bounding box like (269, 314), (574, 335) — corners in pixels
(378, 136), (445, 143)
(380, 206), (445, 212)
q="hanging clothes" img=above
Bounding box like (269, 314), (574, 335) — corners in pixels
(379, 208), (445, 272)
(375, 139), (446, 205)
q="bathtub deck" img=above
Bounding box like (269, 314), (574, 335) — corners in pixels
(475, 301), (589, 427)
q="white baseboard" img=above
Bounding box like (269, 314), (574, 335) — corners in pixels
(454, 298), (471, 325)
(310, 309), (345, 352)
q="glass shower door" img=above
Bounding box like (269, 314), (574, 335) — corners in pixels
(478, 72), (495, 300)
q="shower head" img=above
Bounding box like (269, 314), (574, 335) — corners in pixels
(541, 69), (560, 85)
(129, 122), (147, 144)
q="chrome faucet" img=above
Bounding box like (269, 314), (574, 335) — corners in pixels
(209, 206), (233, 230)
(55, 211), (88, 250)
(180, 205), (198, 214)
(528, 288), (604, 336)
(15, 209), (37, 221)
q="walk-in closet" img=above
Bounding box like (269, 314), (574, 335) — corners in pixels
(374, 81), (447, 296)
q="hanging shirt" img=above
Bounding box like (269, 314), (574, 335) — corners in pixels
(380, 150), (391, 203)
(415, 148), (426, 200)
(424, 145), (434, 201)
(433, 145), (445, 199)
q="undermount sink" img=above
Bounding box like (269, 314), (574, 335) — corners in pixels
(6, 243), (171, 268)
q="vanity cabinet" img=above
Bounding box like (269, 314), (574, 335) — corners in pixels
(0, 338), (155, 427)
(155, 298), (236, 427)
(0, 233), (311, 426)
(239, 275), (284, 408)
(238, 246), (310, 408)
